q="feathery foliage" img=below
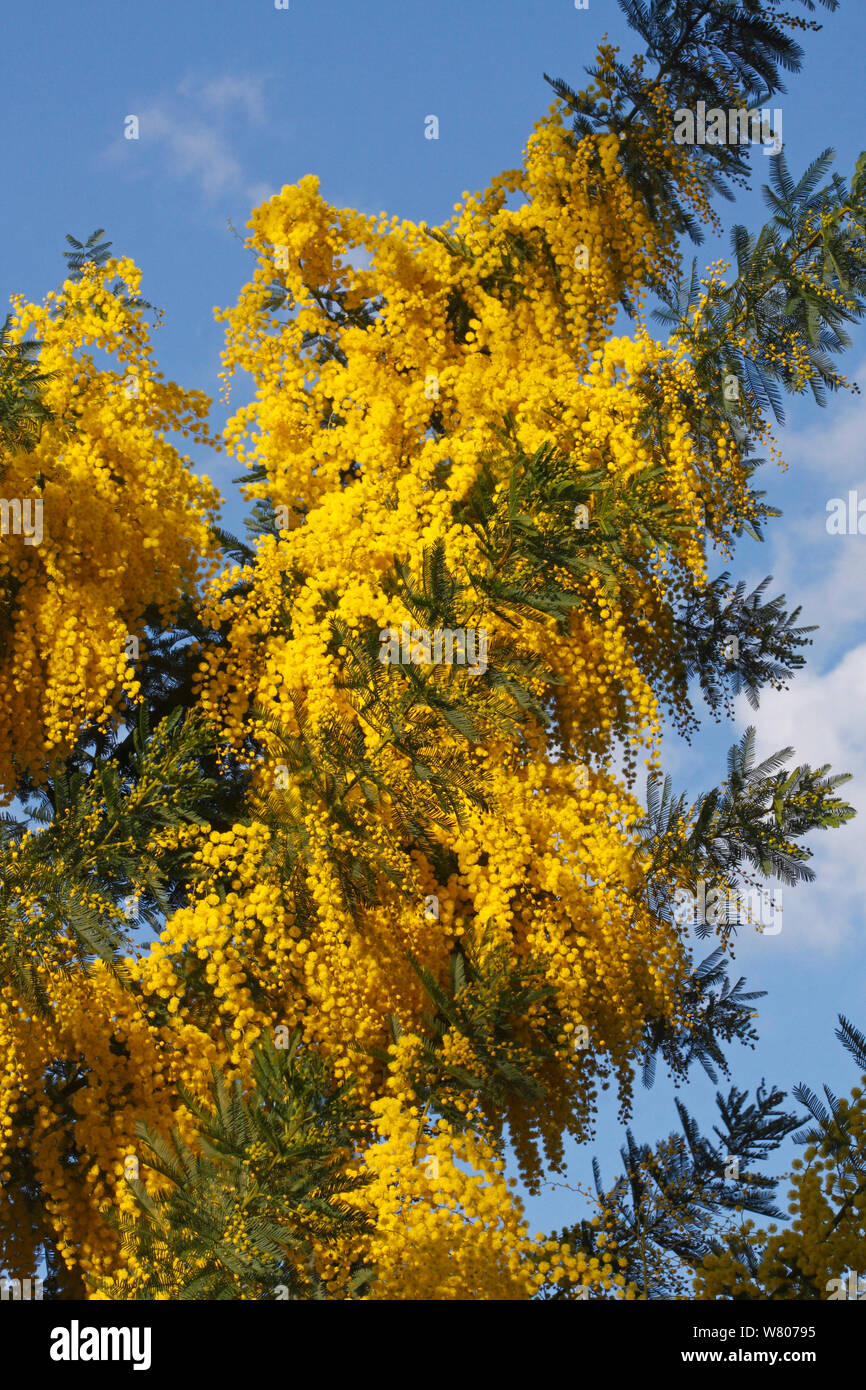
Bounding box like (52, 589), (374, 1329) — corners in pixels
(89, 1033), (374, 1300)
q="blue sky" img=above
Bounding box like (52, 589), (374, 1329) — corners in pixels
(3, 0), (866, 1252)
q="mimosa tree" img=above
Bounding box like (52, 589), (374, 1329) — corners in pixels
(0, 0), (861, 1300)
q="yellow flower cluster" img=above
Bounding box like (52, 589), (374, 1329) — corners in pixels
(0, 260), (221, 798)
(350, 1034), (620, 1300)
(0, 961), (194, 1284)
(162, 103), (755, 1289)
(696, 1080), (866, 1300)
(0, 96), (775, 1298)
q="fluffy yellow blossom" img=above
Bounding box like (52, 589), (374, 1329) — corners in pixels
(0, 259), (220, 798)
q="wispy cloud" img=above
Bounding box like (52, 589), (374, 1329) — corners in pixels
(754, 363), (866, 651)
(734, 644), (866, 956)
(777, 361), (866, 481)
(191, 74), (267, 124)
(725, 377), (866, 955)
(106, 74), (275, 204)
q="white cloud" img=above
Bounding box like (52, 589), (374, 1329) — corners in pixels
(106, 74), (270, 204)
(734, 643), (866, 956)
(755, 510), (866, 651)
(734, 361), (866, 650)
(776, 363), (866, 480)
(139, 110), (245, 199)
(681, 368), (866, 958)
(193, 75), (266, 125)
